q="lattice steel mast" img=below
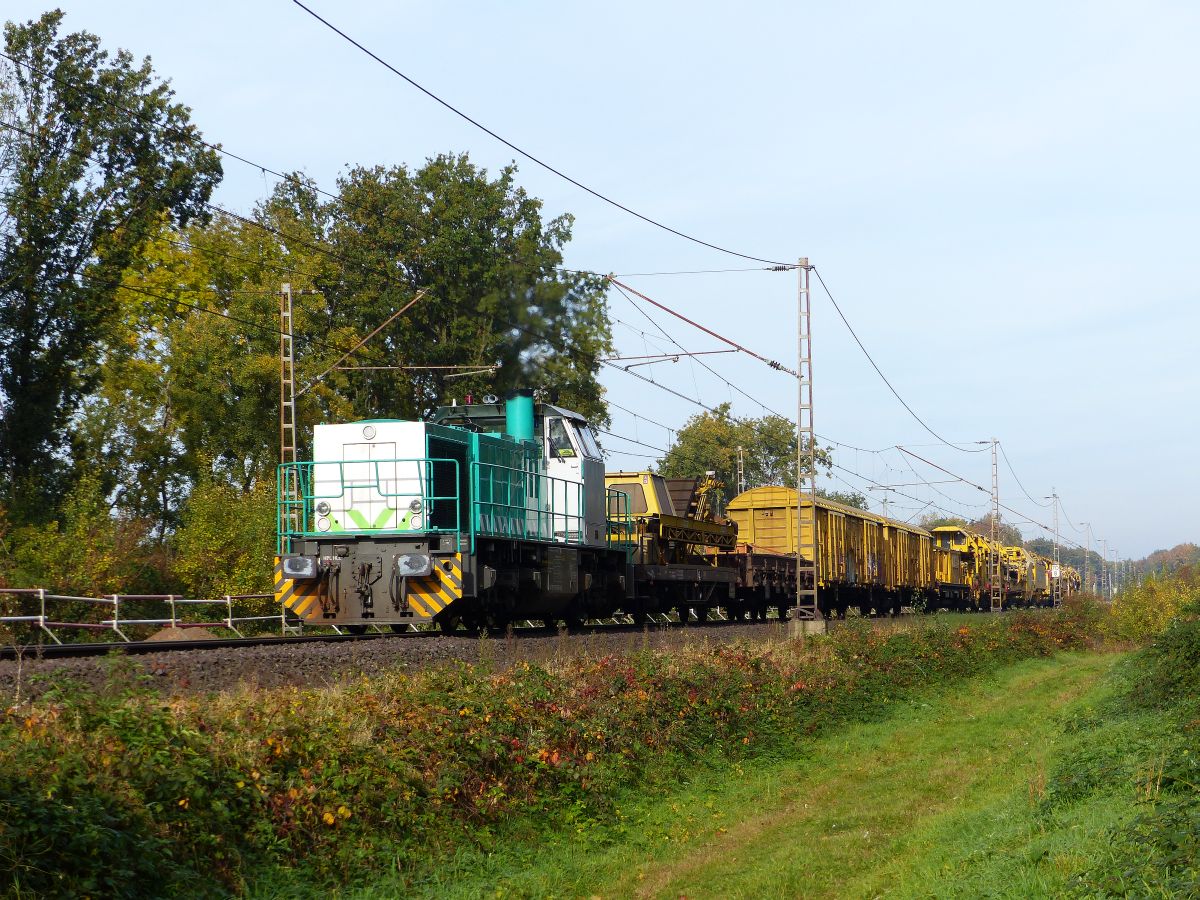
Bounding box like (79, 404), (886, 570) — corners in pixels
(793, 258), (821, 629)
(989, 438), (1003, 613)
(1051, 490), (1062, 607)
(279, 283), (301, 535)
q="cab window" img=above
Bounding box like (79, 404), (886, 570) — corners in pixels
(576, 425), (602, 459)
(547, 418), (576, 458)
(608, 483), (648, 514)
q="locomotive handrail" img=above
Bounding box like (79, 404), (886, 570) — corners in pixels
(277, 457), (462, 553)
(470, 460), (586, 546)
(605, 488), (635, 558)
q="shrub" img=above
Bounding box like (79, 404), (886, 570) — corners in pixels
(171, 475), (275, 599)
(1107, 567), (1200, 642)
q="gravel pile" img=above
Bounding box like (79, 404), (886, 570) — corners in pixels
(0, 621), (795, 699)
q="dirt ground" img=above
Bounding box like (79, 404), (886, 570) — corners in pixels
(0, 619), (798, 699)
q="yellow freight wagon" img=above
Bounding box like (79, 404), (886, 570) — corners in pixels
(726, 487), (934, 617)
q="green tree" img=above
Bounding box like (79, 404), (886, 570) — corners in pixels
(171, 475), (275, 599)
(1, 473), (157, 596)
(917, 512), (1023, 545)
(656, 403), (831, 508)
(0, 10), (221, 521)
(919, 514), (968, 531)
(269, 156), (613, 426)
(816, 488), (868, 510)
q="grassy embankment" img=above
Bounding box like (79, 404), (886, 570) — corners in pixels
(381, 586), (1200, 898)
(414, 653), (1116, 899)
(0, 606), (1101, 898)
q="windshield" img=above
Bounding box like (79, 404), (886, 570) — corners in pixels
(576, 425), (602, 459)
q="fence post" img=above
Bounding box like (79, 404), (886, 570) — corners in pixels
(224, 595), (244, 638)
(168, 594), (177, 630)
(37, 588), (61, 644)
(110, 595), (130, 642)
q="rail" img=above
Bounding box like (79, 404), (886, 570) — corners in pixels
(0, 589), (311, 644)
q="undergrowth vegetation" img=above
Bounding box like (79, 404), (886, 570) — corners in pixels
(0, 607), (1098, 897)
(1047, 583), (1200, 896)
(1105, 563), (1199, 641)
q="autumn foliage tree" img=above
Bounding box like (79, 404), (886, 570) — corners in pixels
(0, 11), (221, 522)
(656, 403), (831, 509)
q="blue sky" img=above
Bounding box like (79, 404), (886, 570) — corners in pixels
(7, 1), (1197, 559)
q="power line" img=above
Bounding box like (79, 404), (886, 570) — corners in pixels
(897, 446), (1089, 550)
(896, 446), (990, 511)
(609, 276), (799, 377)
(811, 267), (988, 454)
(613, 266), (788, 277)
(608, 280), (793, 421)
(161, 234), (327, 283)
(0, 49), (354, 215)
(3, 56), (1085, 535)
(288, 0), (795, 267)
(998, 441), (1053, 508)
(78, 275), (351, 353)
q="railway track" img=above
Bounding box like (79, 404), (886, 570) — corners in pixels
(0, 629), (435, 661)
(0, 606), (1015, 662)
(0, 614), (787, 661)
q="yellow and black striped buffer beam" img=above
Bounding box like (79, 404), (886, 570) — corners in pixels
(274, 556), (324, 618)
(403, 554), (464, 619)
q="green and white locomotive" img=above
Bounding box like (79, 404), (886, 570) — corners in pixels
(275, 391), (631, 633)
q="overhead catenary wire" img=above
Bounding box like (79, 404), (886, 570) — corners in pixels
(287, 1), (794, 268)
(998, 441), (1053, 508)
(897, 446), (1089, 550)
(2, 61), (884, 470)
(810, 267), (989, 454)
(608, 281), (793, 420)
(608, 277), (799, 377)
(75, 274), (355, 354)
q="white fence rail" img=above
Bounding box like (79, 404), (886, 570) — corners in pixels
(0, 589), (297, 643)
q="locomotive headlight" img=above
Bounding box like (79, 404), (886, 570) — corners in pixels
(281, 555), (319, 579)
(408, 498), (423, 513)
(316, 516), (331, 532)
(315, 501), (331, 516)
(395, 553), (431, 577)
(409, 515), (423, 530)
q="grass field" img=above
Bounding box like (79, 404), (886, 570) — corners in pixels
(360, 652), (1126, 899)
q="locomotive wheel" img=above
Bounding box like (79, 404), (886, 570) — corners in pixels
(389, 624), (408, 634)
(437, 614), (461, 636)
(677, 606), (690, 625)
(694, 607), (710, 623)
(540, 617), (558, 632)
(346, 624), (368, 636)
